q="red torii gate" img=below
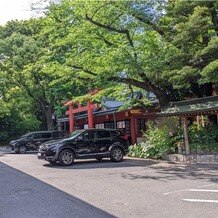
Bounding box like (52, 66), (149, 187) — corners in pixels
(65, 101), (98, 133)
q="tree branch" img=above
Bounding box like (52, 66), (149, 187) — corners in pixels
(71, 65), (98, 76)
(85, 14), (128, 35)
(91, 2), (113, 20)
(131, 13), (165, 36)
(110, 75), (169, 107)
(95, 34), (114, 46)
(85, 14), (137, 59)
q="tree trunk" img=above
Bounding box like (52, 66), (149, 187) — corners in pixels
(38, 98), (54, 130)
(45, 107), (53, 130)
(151, 89), (170, 108)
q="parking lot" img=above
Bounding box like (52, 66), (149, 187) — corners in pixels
(0, 148), (218, 218)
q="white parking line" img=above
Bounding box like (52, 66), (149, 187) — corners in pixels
(188, 189), (218, 192)
(183, 199), (218, 203)
(163, 184), (215, 195)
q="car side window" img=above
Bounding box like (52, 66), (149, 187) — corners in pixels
(52, 131), (60, 138)
(83, 131), (94, 140)
(41, 133), (51, 138)
(96, 131), (110, 139)
(111, 130), (120, 138)
(33, 133), (42, 139)
(26, 134), (33, 139)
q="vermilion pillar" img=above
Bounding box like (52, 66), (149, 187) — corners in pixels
(130, 115), (136, 145)
(87, 101), (94, 128)
(65, 101), (97, 132)
(69, 103), (74, 133)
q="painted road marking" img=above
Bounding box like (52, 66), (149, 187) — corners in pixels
(163, 184), (215, 195)
(188, 189), (218, 193)
(183, 199), (218, 203)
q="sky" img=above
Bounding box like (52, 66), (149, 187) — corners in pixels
(0, 0), (36, 25)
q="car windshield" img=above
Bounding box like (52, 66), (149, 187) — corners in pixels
(64, 130), (84, 139)
(20, 133), (32, 139)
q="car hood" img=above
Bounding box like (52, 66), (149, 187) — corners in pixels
(40, 136), (78, 149)
(10, 138), (23, 144)
(41, 139), (63, 147)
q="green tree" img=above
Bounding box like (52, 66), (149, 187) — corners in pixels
(46, 0), (217, 107)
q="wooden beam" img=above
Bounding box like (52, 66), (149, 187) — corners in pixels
(182, 116), (190, 155)
(87, 101), (94, 128)
(69, 104), (74, 133)
(130, 116), (137, 145)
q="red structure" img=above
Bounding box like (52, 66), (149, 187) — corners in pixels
(65, 101), (98, 132)
(60, 100), (157, 145)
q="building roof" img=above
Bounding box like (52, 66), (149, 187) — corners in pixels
(158, 96), (218, 117)
(58, 91), (158, 122)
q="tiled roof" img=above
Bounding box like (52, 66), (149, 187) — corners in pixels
(158, 96), (218, 116)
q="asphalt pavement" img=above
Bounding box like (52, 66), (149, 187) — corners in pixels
(0, 147), (217, 218)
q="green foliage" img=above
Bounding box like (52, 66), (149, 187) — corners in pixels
(129, 124), (176, 159)
(189, 122), (218, 153)
(201, 60), (218, 83)
(42, 0), (217, 106)
(128, 144), (146, 158)
(0, 131), (10, 142)
(0, 0), (218, 138)
(13, 115), (41, 135)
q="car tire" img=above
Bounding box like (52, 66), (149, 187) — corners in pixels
(59, 149), (74, 166)
(19, 145), (27, 154)
(110, 147), (124, 162)
(48, 160), (56, 164)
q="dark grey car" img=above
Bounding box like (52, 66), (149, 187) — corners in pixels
(38, 129), (129, 166)
(9, 131), (62, 154)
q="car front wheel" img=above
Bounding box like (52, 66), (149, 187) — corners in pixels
(19, 145), (27, 154)
(59, 149), (74, 166)
(110, 147), (123, 162)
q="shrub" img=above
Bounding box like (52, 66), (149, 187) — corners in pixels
(189, 122), (218, 153)
(129, 124), (176, 159)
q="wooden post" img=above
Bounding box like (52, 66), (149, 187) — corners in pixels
(130, 116), (136, 145)
(87, 101), (94, 128)
(182, 116), (190, 154)
(69, 103), (74, 133)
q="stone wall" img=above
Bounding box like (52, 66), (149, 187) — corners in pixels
(166, 154), (218, 164)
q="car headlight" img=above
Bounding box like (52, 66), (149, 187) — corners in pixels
(11, 141), (17, 146)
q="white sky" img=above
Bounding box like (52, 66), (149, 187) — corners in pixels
(0, 0), (34, 25)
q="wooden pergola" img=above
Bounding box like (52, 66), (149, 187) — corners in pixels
(157, 96), (218, 154)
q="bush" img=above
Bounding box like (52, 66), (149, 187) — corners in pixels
(129, 124), (176, 159)
(189, 122), (218, 153)
(128, 144), (146, 158)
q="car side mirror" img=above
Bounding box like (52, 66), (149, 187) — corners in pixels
(76, 136), (83, 142)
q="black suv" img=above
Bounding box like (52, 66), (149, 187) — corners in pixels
(38, 129), (129, 166)
(9, 131), (62, 154)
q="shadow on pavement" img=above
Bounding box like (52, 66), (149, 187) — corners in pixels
(121, 161), (218, 183)
(0, 162), (114, 218)
(42, 158), (160, 170)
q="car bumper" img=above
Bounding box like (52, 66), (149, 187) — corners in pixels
(8, 145), (19, 152)
(37, 151), (58, 162)
(7, 145), (14, 150)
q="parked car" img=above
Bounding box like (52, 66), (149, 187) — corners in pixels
(9, 131), (63, 154)
(37, 129), (129, 166)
